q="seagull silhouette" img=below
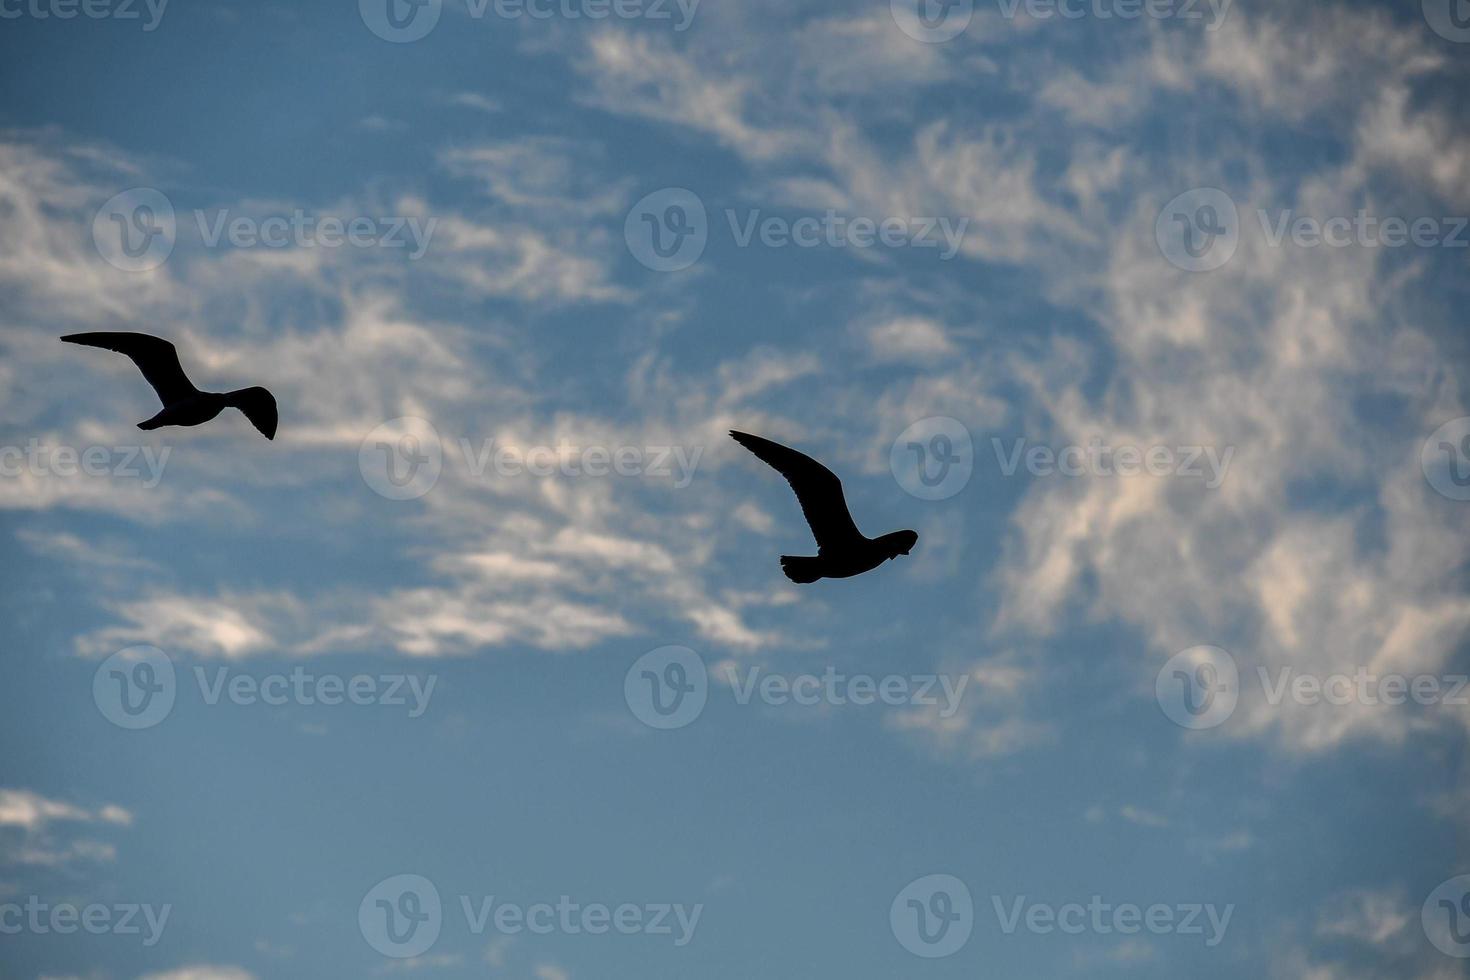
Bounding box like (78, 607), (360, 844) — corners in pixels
(62, 332), (277, 439)
(730, 430), (917, 583)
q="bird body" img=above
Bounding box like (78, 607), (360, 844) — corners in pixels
(62, 332), (278, 439)
(729, 430), (916, 583)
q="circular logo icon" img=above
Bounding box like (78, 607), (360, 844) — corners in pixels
(1422, 417), (1470, 501)
(1156, 646), (1239, 730)
(1424, 0), (1470, 43)
(360, 874), (442, 958)
(93, 645), (177, 730)
(1424, 875), (1470, 958)
(359, 0), (442, 42)
(624, 646), (708, 730)
(890, 874), (973, 958)
(1156, 188), (1239, 272)
(360, 417), (443, 501)
(92, 188), (176, 272)
(624, 188), (707, 272)
(890, 417), (973, 501)
(890, 0), (973, 43)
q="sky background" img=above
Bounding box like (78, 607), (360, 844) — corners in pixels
(1, 0), (1469, 977)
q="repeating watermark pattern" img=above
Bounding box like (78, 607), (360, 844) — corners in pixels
(992, 437), (1234, 488)
(0, 0), (168, 29)
(359, 417), (703, 500)
(359, 417), (445, 501)
(92, 188), (176, 272)
(1158, 188), (1470, 271)
(891, 875), (975, 958)
(1156, 646), (1468, 730)
(0, 440), (170, 488)
(1257, 210), (1469, 250)
(890, 875), (1233, 957)
(92, 188), (437, 271)
(1422, 417), (1470, 501)
(1258, 667), (1468, 709)
(891, 0), (973, 43)
(0, 897), (170, 946)
(624, 188), (708, 272)
(359, 874), (702, 958)
(724, 209), (969, 260)
(990, 894), (1233, 946)
(891, 0), (1229, 43)
(1423, 875), (1470, 959)
(1156, 188), (1239, 272)
(360, 875), (442, 958)
(726, 666), (968, 716)
(1156, 646), (1239, 730)
(359, 0), (698, 42)
(93, 646), (178, 730)
(93, 647), (437, 729)
(623, 648), (965, 729)
(624, 189), (970, 271)
(624, 646), (709, 730)
(890, 417), (975, 501)
(1424, 0), (1470, 43)
(994, 0), (1232, 28)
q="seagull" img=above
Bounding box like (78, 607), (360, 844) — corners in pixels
(730, 430), (917, 583)
(61, 332), (278, 439)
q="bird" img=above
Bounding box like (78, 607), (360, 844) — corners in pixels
(61, 332), (277, 439)
(729, 430), (917, 583)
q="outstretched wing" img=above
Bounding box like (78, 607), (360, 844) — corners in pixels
(61, 332), (198, 406)
(227, 387), (278, 440)
(730, 431), (863, 550)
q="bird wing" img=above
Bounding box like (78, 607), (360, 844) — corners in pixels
(61, 332), (198, 405)
(227, 387), (278, 440)
(730, 431), (863, 551)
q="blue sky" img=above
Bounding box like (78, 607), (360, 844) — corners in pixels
(2, 0), (1469, 978)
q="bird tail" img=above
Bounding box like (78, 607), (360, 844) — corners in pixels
(226, 387), (278, 440)
(779, 555), (823, 584)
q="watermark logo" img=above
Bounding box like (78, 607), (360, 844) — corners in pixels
(360, 874), (701, 953)
(1424, 0), (1470, 43)
(625, 188), (708, 272)
(991, 437), (1234, 488)
(994, 0), (1232, 28)
(0, 897), (170, 946)
(193, 208), (438, 258)
(891, 874), (974, 958)
(1, 441), (170, 488)
(1156, 646), (1238, 729)
(1257, 210), (1468, 250)
(94, 651), (437, 727)
(0, 0), (168, 30)
(1156, 188), (1238, 272)
(891, 417), (974, 500)
(725, 666), (968, 716)
(724, 209), (968, 259)
(360, 417), (444, 501)
(1424, 875), (1470, 958)
(360, 0), (442, 41)
(991, 894), (1233, 946)
(360, 874), (443, 958)
(891, 0), (973, 43)
(625, 646), (708, 730)
(93, 646), (177, 730)
(93, 187), (176, 272)
(1422, 417), (1470, 502)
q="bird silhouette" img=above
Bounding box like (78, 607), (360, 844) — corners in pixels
(730, 430), (917, 583)
(61, 332), (277, 439)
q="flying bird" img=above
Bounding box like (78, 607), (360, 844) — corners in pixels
(729, 430), (917, 583)
(61, 332), (277, 439)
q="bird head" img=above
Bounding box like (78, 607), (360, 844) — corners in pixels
(880, 530), (919, 559)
